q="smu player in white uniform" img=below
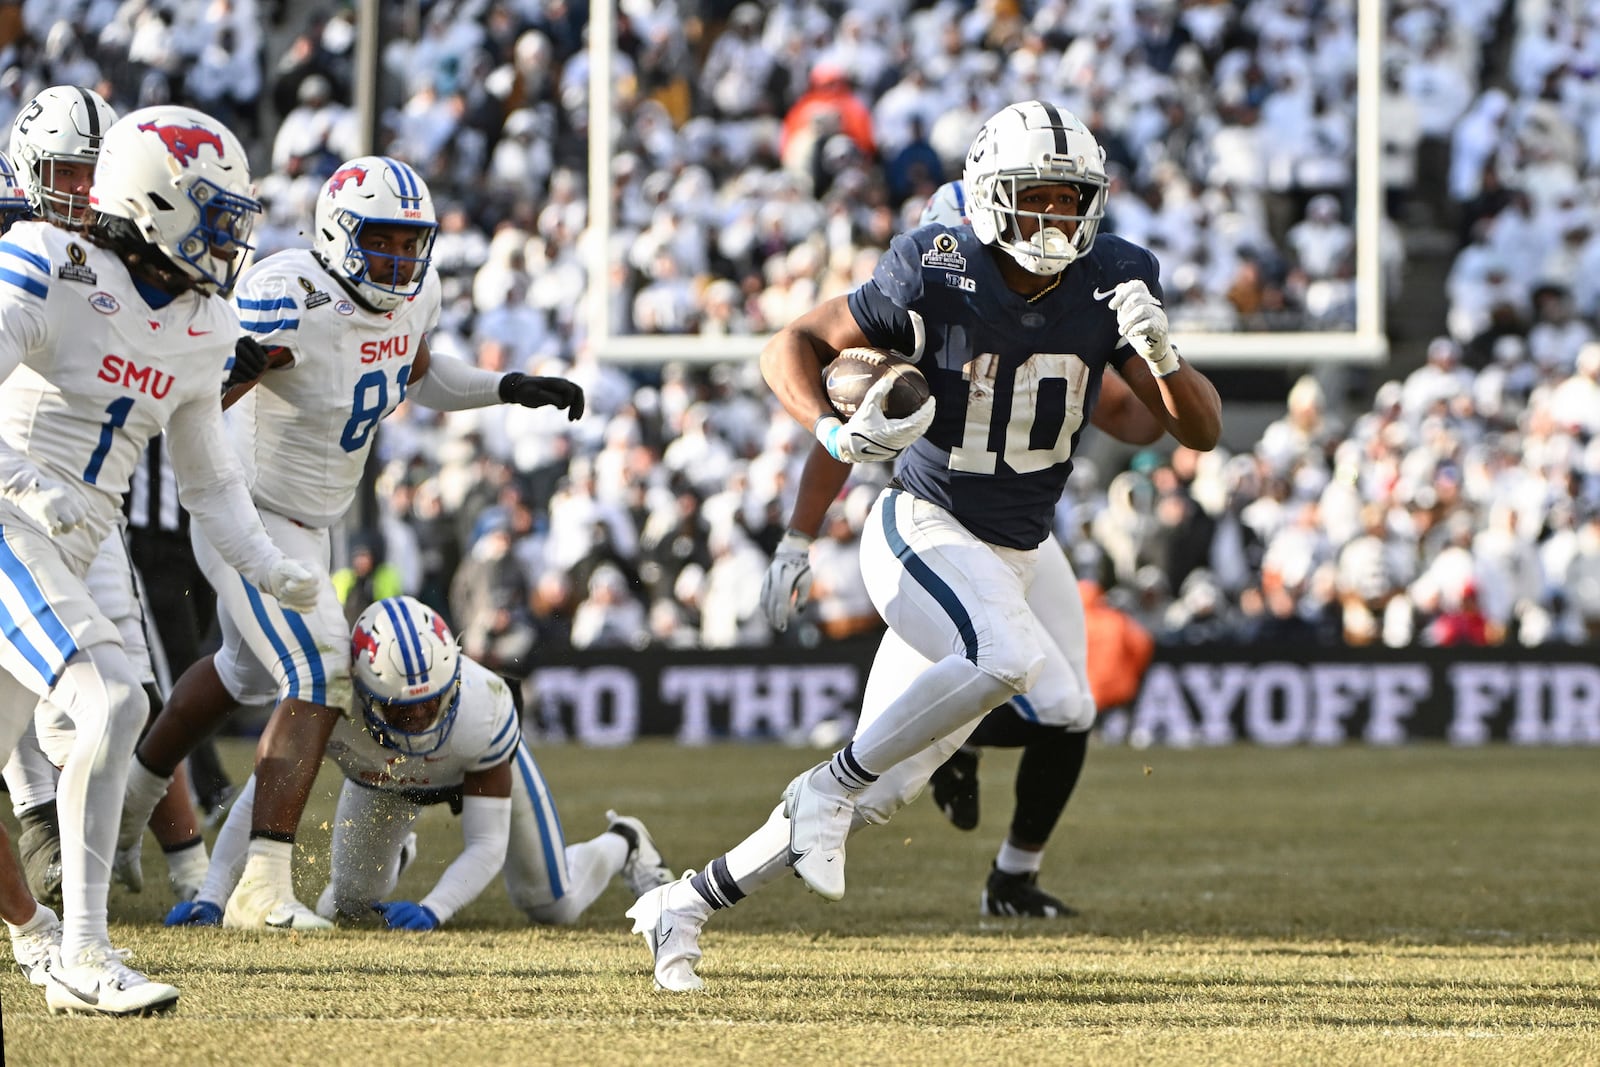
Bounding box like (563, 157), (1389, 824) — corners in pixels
(117, 155), (585, 931)
(0, 105), (319, 1015)
(1, 85), (223, 912)
(760, 180), (1162, 918)
(167, 597), (672, 930)
(629, 101), (1222, 990)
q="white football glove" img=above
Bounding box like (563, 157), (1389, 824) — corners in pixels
(817, 375), (937, 464)
(1109, 279), (1180, 377)
(761, 530), (814, 631)
(265, 558), (320, 614)
(16, 478), (89, 536)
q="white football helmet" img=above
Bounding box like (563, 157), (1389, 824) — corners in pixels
(919, 179), (969, 227)
(0, 152), (29, 231)
(90, 105), (260, 294)
(313, 155), (437, 311)
(350, 596), (462, 757)
(963, 100), (1108, 275)
(9, 85), (117, 225)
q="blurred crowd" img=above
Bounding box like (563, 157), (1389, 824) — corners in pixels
(4, 0), (1600, 666)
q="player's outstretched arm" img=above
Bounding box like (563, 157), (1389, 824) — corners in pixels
(761, 442), (852, 631)
(379, 761), (512, 931)
(406, 338), (584, 420)
(165, 397), (319, 612)
(1091, 370), (1163, 446)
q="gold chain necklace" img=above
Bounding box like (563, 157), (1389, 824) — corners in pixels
(1025, 273), (1062, 304)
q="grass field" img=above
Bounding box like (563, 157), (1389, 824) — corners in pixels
(2, 739), (1598, 1066)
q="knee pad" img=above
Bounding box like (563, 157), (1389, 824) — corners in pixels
(975, 634), (1046, 700)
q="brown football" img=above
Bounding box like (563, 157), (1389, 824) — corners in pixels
(823, 347), (930, 420)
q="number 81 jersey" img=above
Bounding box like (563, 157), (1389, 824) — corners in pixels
(227, 248), (441, 529)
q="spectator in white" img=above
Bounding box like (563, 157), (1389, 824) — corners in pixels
(1546, 341), (1600, 438)
(1448, 89), (1512, 203)
(570, 565), (649, 650)
(1526, 285), (1593, 377)
(809, 500), (880, 641)
(488, 108), (554, 202)
(872, 66), (948, 159)
(474, 279), (561, 369)
(1258, 375), (1341, 477)
(697, 525), (770, 650)
(1402, 338), (1476, 423)
(1472, 502), (1545, 637)
(1474, 335), (1539, 426)
(1445, 248), (1528, 352)
(431, 205), (489, 279)
(182, 25), (261, 133)
(1403, 32), (1476, 143)
(1287, 194), (1353, 279)
(1565, 511), (1600, 641)
(661, 403), (736, 498)
(701, 3), (775, 119)
(269, 74), (355, 177)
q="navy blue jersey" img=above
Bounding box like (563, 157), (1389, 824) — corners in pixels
(846, 224), (1159, 549)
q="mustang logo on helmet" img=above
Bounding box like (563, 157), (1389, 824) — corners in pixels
(327, 166), (367, 194)
(136, 121), (226, 167)
(352, 624), (380, 664)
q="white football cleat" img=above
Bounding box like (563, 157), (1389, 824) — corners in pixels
(11, 905), (62, 986)
(783, 764), (854, 901)
(625, 871), (709, 992)
(607, 809), (674, 898)
(112, 840), (144, 893)
(45, 945), (178, 1016)
(224, 877), (333, 932)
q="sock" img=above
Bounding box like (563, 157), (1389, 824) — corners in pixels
(826, 744), (877, 792)
(242, 837), (295, 892)
(118, 759), (173, 851)
(689, 802), (792, 909)
(1010, 728), (1089, 844)
(5, 901), (57, 937)
(165, 838), (210, 894)
(996, 840), (1043, 876)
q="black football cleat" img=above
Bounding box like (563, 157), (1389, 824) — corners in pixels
(929, 747), (980, 831)
(980, 865), (1079, 918)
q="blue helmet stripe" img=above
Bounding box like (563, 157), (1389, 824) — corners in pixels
(380, 598), (418, 683)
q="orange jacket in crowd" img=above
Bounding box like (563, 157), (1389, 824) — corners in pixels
(1079, 579), (1155, 711)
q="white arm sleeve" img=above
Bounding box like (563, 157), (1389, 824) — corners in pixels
(0, 294), (51, 495)
(165, 394), (286, 590)
(407, 353), (504, 411)
(419, 793), (511, 923)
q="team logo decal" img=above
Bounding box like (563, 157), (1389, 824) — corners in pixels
(58, 243), (96, 285)
(335, 299), (355, 315)
(136, 121), (225, 167)
(921, 232), (966, 271)
(88, 291), (119, 314)
(945, 272), (975, 293)
(352, 624), (380, 664)
(327, 166), (367, 193)
(299, 275), (331, 309)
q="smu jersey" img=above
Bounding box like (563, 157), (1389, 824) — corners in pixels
(228, 249), (441, 528)
(847, 225), (1158, 549)
(0, 222), (240, 565)
(324, 656), (520, 796)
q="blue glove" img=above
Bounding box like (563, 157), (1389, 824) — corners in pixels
(164, 899), (223, 927)
(374, 900), (439, 931)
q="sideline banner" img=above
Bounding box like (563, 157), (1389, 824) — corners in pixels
(524, 643), (1600, 746)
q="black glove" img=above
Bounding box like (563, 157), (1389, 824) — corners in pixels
(498, 373), (585, 421)
(223, 335), (271, 392)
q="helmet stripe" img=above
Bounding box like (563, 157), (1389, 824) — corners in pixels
(1035, 100), (1070, 155)
(75, 86), (101, 141)
(399, 603), (429, 681)
(382, 156), (419, 203)
(380, 598), (419, 683)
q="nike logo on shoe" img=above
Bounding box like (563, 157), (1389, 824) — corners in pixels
(265, 912), (299, 929)
(1092, 287), (1117, 301)
(57, 977), (100, 1005)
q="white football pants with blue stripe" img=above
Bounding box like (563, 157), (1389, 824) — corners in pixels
(197, 508), (353, 713)
(0, 510), (147, 961)
(201, 742), (626, 925)
(4, 520), (159, 814)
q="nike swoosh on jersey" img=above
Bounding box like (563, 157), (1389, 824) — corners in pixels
(187, 327), (211, 336)
(1091, 287), (1117, 301)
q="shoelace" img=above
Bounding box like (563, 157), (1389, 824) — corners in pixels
(75, 945), (148, 988)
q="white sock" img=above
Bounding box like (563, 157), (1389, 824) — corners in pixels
(996, 841), (1043, 876)
(166, 838), (210, 892)
(199, 776), (256, 904)
(241, 838), (295, 893)
(119, 760), (173, 850)
(6, 902), (57, 937)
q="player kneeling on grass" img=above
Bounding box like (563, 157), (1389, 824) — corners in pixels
(167, 597), (674, 930)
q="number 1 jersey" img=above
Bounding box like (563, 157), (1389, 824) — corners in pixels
(228, 249), (442, 529)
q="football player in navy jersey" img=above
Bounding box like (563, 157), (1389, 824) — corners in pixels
(761, 179), (1163, 918)
(628, 101), (1220, 990)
